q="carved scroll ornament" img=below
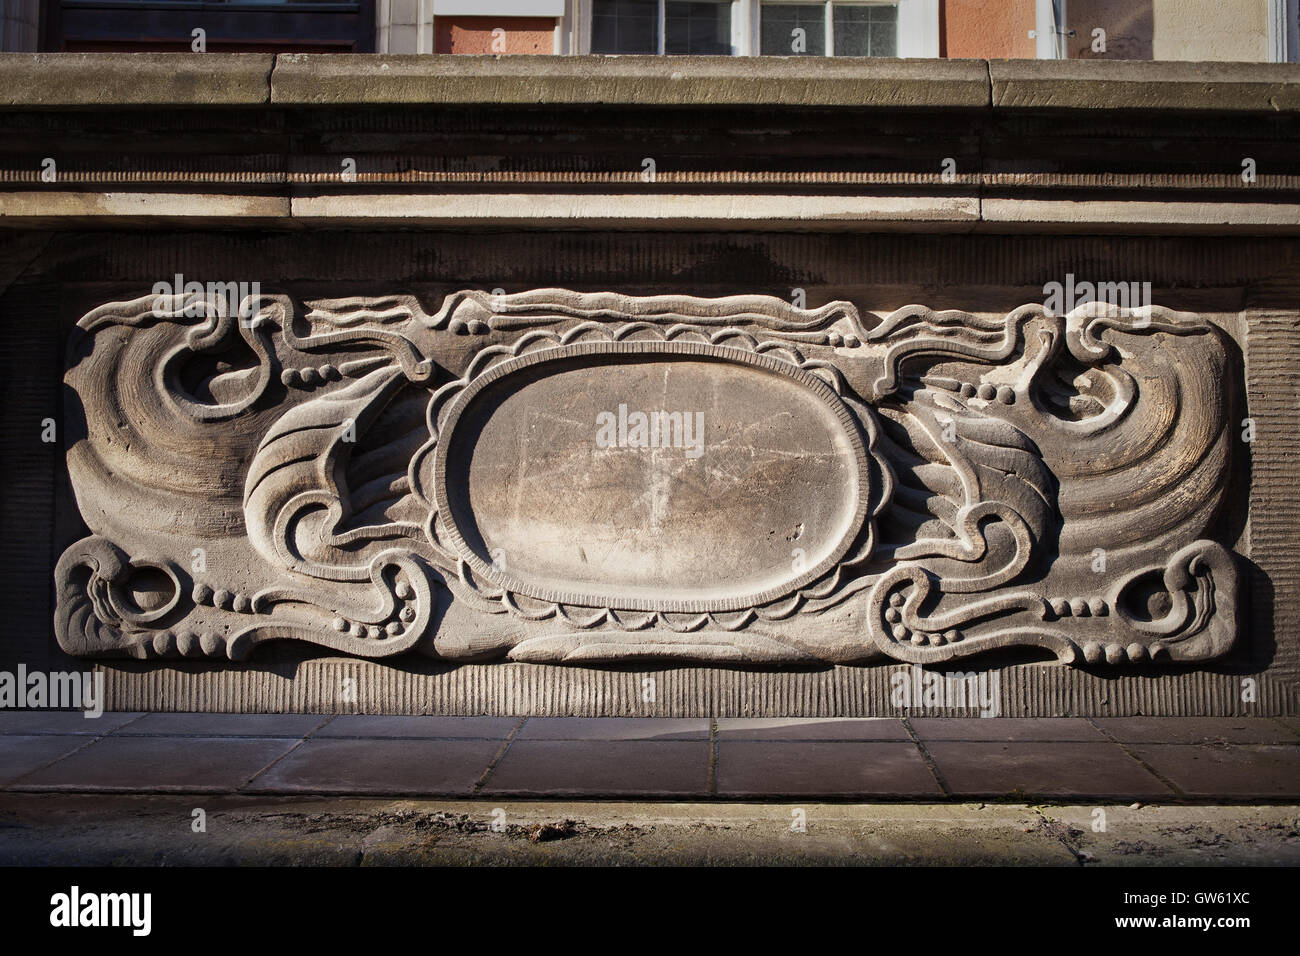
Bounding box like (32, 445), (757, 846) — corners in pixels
(55, 287), (1241, 669)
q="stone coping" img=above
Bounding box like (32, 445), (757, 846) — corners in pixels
(0, 53), (275, 107)
(0, 53), (1297, 111)
(5, 192), (1299, 233)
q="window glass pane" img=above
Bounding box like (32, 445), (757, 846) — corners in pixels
(833, 3), (898, 57)
(665, 1), (732, 55)
(592, 0), (659, 54)
(760, 3), (826, 56)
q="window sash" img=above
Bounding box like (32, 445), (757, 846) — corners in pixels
(581, 0), (936, 58)
(757, 2), (898, 57)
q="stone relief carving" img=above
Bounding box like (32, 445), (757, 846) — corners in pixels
(55, 286), (1241, 669)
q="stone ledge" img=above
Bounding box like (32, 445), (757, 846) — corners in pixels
(977, 198), (1300, 234)
(990, 59), (1300, 111)
(9, 192), (1300, 234)
(0, 191), (289, 223)
(0, 55), (1295, 114)
(269, 54), (992, 107)
(0, 53), (275, 107)
(288, 192), (981, 229)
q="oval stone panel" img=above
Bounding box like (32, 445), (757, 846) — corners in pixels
(434, 341), (870, 612)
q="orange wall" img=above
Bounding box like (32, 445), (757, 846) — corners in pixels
(434, 16), (555, 54)
(942, 0), (1037, 59)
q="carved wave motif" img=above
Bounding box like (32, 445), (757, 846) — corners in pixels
(55, 289), (1242, 670)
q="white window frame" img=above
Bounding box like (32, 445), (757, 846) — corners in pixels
(579, 0), (740, 55)
(1268, 0), (1299, 62)
(571, 0), (939, 58)
(1032, 0), (1068, 59)
(747, 0), (935, 57)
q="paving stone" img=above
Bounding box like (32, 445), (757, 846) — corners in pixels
(245, 738), (502, 795)
(715, 718), (909, 740)
(316, 715), (520, 738)
(0, 711), (143, 735)
(717, 741), (939, 797)
(0, 736), (93, 785)
(909, 718), (1106, 742)
(16, 736), (298, 792)
(1130, 745), (1300, 798)
(515, 718), (710, 741)
(483, 740), (710, 796)
(924, 741), (1174, 799)
(1093, 717), (1300, 745)
(114, 713), (330, 737)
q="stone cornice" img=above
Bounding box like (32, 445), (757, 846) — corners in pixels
(0, 54), (1298, 111)
(0, 54), (1298, 232)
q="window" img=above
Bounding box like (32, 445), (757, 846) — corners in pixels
(760, 4), (824, 55)
(592, 0), (658, 53)
(667, 2), (733, 54)
(832, 3), (896, 55)
(591, 0), (733, 54)
(760, 2), (896, 56)
(581, 0), (936, 58)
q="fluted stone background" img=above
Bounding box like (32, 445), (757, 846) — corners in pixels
(0, 230), (1294, 715)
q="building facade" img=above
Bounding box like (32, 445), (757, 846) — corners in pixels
(0, 54), (1297, 716)
(6, 0), (1299, 60)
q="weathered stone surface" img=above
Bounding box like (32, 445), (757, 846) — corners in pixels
(0, 55), (1293, 114)
(990, 59), (1300, 112)
(288, 194), (981, 230)
(270, 54), (992, 107)
(0, 192), (290, 225)
(56, 288), (1241, 671)
(977, 198), (1300, 234)
(0, 53), (273, 107)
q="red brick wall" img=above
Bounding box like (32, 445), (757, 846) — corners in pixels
(943, 0), (1037, 59)
(434, 16), (556, 54)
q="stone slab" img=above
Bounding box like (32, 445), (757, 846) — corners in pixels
(0, 54), (274, 106)
(0, 735), (92, 785)
(15, 735), (298, 791)
(287, 192), (981, 229)
(115, 713), (331, 737)
(1130, 745), (1300, 798)
(481, 740), (711, 796)
(923, 741), (1175, 799)
(0, 711), (142, 735)
(0, 192), (289, 224)
(271, 54), (992, 107)
(716, 741), (940, 797)
(978, 198), (1300, 233)
(909, 718), (1108, 742)
(990, 59), (1300, 112)
(1094, 717), (1300, 745)
(245, 737), (503, 795)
